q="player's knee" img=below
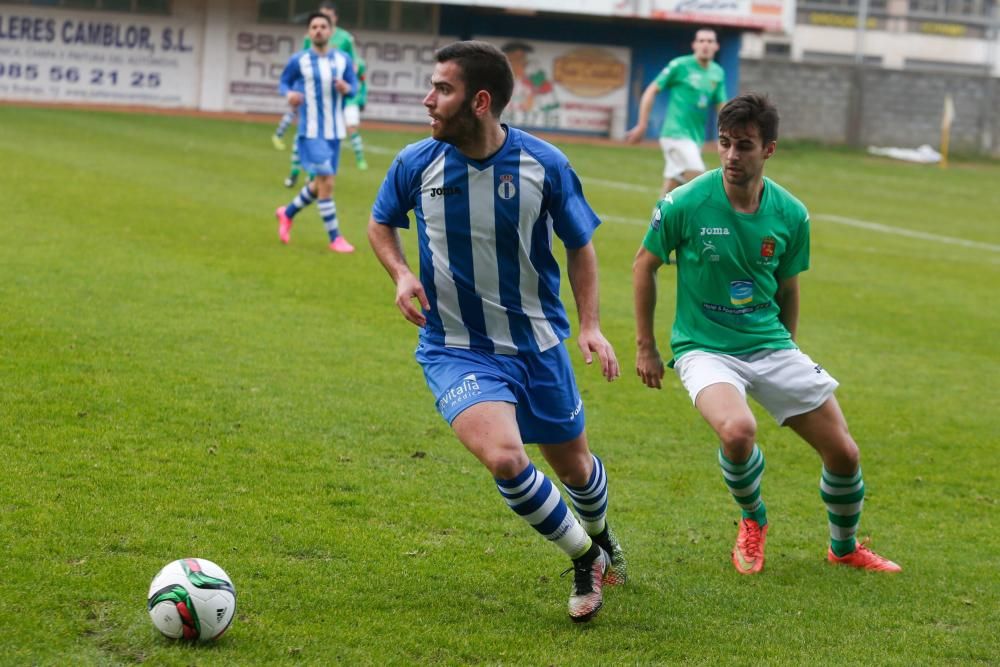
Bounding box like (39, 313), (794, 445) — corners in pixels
(486, 449), (530, 480)
(717, 418), (757, 461)
(834, 436), (861, 472)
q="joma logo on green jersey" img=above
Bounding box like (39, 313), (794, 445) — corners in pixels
(700, 227), (730, 235)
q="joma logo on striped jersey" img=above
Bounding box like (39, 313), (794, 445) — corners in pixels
(428, 185), (462, 198)
(700, 227), (730, 236)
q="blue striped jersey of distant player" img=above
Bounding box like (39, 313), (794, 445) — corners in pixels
(371, 126), (602, 355)
(279, 48), (357, 140)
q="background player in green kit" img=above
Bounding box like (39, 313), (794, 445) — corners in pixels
(632, 93), (901, 576)
(273, 2), (367, 184)
(342, 55), (368, 170)
(626, 29), (727, 196)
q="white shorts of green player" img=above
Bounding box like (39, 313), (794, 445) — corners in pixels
(659, 137), (706, 182)
(675, 348), (838, 426)
(344, 102), (361, 128)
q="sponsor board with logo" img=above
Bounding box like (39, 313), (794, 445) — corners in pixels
(474, 36), (630, 138)
(0, 6), (200, 107)
(650, 0), (794, 32)
(226, 26), (458, 122)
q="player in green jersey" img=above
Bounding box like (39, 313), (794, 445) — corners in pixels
(626, 29), (727, 196)
(632, 93), (901, 576)
(342, 56), (368, 170)
(273, 2), (366, 183)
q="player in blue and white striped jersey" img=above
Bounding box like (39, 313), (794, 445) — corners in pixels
(368, 41), (627, 623)
(274, 12), (358, 253)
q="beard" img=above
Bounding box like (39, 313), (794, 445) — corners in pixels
(723, 165), (754, 187)
(431, 99), (480, 146)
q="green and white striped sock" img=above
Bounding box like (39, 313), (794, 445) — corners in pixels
(289, 143), (301, 177)
(719, 445), (767, 526)
(821, 466), (864, 557)
(350, 131), (365, 162)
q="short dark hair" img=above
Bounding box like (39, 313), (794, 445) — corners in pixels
(318, 1), (337, 12)
(435, 41), (514, 117)
(718, 93), (779, 145)
(307, 11), (332, 27)
(694, 27), (717, 39)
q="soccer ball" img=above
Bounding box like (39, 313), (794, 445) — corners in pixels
(147, 558), (236, 641)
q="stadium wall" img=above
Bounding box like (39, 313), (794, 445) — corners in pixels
(1, 1), (996, 156)
(740, 59), (1000, 156)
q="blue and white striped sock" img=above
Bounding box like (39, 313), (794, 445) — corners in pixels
(496, 462), (591, 559)
(317, 198), (339, 241)
(564, 454), (608, 535)
(285, 185), (315, 218)
(275, 110), (295, 139)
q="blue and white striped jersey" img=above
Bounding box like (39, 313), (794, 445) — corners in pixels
(372, 126), (602, 355)
(279, 48), (357, 141)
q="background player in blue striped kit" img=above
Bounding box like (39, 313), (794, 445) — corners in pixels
(368, 41), (626, 623)
(274, 11), (357, 253)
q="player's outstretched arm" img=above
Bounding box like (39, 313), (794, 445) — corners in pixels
(625, 82), (660, 144)
(367, 217), (429, 327)
(566, 242), (619, 382)
(633, 246), (666, 389)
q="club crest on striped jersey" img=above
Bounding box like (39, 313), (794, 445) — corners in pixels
(497, 174), (516, 200)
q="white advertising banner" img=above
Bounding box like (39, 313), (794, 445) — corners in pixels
(434, 0), (630, 16)
(474, 36), (631, 138)
(355, 31), (461, 124)
(226, 25), (458, 122)
(0, 8), (201, 107)
(226, 24), (305, 115)
(401, 0), (793, 32)
(649, 0), (792, 32)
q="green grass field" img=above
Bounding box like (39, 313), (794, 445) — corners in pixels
(1, 106), (997, 665)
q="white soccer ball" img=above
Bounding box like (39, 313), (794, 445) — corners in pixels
(147, 558), (236, 641)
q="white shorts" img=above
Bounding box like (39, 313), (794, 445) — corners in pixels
(659, 137), (705, 181)
(344, 103), (360, 128)
(674, 348), (839, 425)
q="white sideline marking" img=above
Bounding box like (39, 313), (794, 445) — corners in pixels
(361, 156), (998, 254)
(582, 177), (657, 193)
(815, 214), (1000, 252)
(594, 210), (998, 254)
(598, 214), (646, 226)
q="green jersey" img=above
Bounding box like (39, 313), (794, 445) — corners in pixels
(302, 27), (356, 60)
(642, 169), (810, 362)
(653, 55), (727, 144)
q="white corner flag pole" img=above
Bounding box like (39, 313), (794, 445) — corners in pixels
(940, 94), (955, 169)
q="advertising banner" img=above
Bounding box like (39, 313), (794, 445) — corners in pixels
(0, 8), (201, 107)
(474, 36), (631, 138)
(355, 32), (462, 124)
(226, 25), (458, 123)
(650, 0), (792, 32)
